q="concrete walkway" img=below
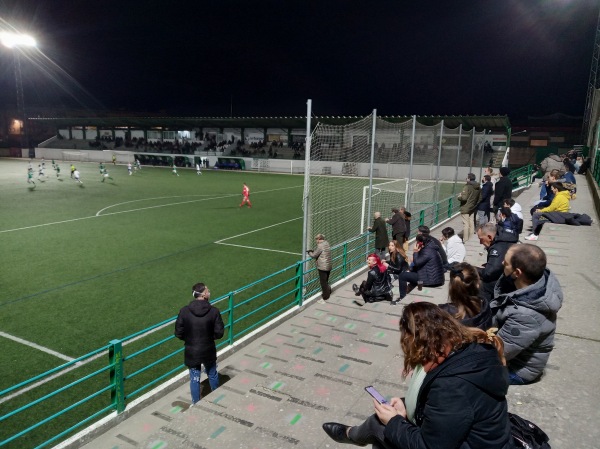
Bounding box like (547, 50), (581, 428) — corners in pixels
(73, 174), (600, 449)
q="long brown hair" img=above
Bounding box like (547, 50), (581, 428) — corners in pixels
(399, 302), (505, 375)
(448, 263), (482, 320)
(389, 240), (408, 264)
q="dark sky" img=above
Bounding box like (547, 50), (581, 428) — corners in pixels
(0, 0), (598, 118)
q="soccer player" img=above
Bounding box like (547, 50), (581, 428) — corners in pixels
(51, 159), (56, 169)
(135, 159), (141, 170)
(112, 154), (117, 165)
(70, 164), (76, 178)
(37, 164), (45, 180)
(27, 168), (36, 187)
(128, 162), (133, 175)
(172, 164), (179, 176)
(196, 163), (202, 175)
(100, 166), (113, 182)
(74, 169), (82, 184)
(55, 164), (61, 178)
(240, 182), (252, 208)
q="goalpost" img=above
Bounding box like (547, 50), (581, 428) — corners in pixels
(61, 151), (86, 162)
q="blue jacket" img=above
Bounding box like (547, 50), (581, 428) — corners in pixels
(412, 239), (445, 286)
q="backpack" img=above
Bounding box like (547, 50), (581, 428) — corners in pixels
(509, 413), (551, 449)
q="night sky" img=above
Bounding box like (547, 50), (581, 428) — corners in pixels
(0, 0), (598, 118)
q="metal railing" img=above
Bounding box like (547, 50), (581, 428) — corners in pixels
(0, 170), (532, 449)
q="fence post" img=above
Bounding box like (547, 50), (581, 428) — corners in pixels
(342, 242), (348, 278)
(295, 261), (304, 306)
(448, 197), (453, 218)
(228, 292), (235, 346)
(419, 209), (425, 226)
(109, 339), (125, 413)
(434, 202), (439, 225)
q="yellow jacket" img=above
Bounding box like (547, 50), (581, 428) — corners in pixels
(539, 190), (570, 213)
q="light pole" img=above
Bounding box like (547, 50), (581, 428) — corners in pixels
(1, 31), (36, 155)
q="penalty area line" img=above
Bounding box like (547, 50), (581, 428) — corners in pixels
(216, 242), (302, 256)
(0, 331), (74, 362)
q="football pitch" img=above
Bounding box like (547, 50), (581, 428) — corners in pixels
(0, 158), (309, 391)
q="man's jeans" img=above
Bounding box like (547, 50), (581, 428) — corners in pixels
(189, 360), (219, 404)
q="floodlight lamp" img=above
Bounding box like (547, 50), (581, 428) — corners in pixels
(0, 32), (37, 48)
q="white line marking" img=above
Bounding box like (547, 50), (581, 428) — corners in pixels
(0, 185), (302, 233)
(0, 320), (175, 404)
(215, 216), (302, 243)
(95, 194), (217, 216)
(0, 331), (74, 362)
(217, 242), (302, 256)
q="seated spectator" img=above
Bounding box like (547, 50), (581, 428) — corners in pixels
(440, 263), (492, 330)
(397, 234), (445, 301)
(578, 157), (592, 175)
(532, 170), (559, 212)
(503, 198), (522, 219)
(352, 253), (393, 304)
(322, 302), (511, 448)
(531, 164), (544, 183)
(491, 244), (563, 385)
(498, 207), (521, 236)
(440, 226), (465, 269)
(417, 225), (448, 267)
(526, 182), (570, 240)
(476, 223), (518, 301)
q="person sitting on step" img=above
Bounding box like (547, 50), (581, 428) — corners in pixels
(352, 253), (393, 304)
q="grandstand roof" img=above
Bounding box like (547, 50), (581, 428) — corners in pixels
(29, 115), (510, 131)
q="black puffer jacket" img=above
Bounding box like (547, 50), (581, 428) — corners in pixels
(175, 300), (225, 368)
(364, 266), (393, 298)
(412, 239), (445, 286)
(477, 181), (493, 212)
(493, 176), (513, 210)
(384, 343), (513, 449)
(477, 228), (518, 301)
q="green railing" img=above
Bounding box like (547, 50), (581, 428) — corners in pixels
(0, 173), (533, 449)
(593, 148), (600, 187)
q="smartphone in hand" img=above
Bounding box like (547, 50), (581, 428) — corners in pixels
(365, 385), (388, 404)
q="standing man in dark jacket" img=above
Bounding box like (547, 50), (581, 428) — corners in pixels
(476, 223), (518, 301)
(386, 208), (407, 243)
(457, 173), (481, 242)
(477, 174), (494, 226)
(493, 167), (513, 215)
(368, 211), (389, 260)
(175, 283), (225, 404)
(400, 207), (411, 252)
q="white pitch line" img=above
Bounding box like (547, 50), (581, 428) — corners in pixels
(0, 331), (74, 362)
(217, 242), (302, 256)
(215, 216), (303, 243)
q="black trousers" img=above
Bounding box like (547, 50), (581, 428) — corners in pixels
(318, 269), (331, 300)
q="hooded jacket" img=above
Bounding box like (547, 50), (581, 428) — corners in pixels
(477, 228), (518, 301)
(412, 238), (445, 286)
(538, 190), (570, 214)
(491, 269), (563, 382)
(175, 299), (225, 368)
(458, 181), (481, 214)
(384, 343), (512, 449)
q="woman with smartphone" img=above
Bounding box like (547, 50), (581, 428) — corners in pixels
(322, 302), (511, 449)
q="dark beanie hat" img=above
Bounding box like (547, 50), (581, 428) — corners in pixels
(500, 167), (510, 176)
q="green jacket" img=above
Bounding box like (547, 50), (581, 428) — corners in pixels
(458, 181), (481, 214)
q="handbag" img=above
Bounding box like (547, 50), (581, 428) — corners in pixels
(509, 412), (550, 449)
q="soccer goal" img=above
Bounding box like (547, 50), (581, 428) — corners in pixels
(61, 151), (87, 162)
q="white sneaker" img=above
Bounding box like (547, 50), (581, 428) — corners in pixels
(525, 234), (539, 241)
(317, 299), (326, 304)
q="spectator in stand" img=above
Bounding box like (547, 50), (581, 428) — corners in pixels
(417, 226), (448, 268)
(400, 207), (412, 252)
(533, 170), (559, 211)
(476, 223), (518, 301)
(368, 212), (389, 261)
(526, 182), (571, 241)
(503, 198), (523, 219)
(397, 234), (445, 301)
(307, 234), (332, 305)
(322, 302), (511, 449)
(531, 164), (544, 183)
(477, 174), (494, 226)
(352, 253), (393, 305)
(498, 207), (521, 237)
(440, 227), (466, 270)
(440, 263), (492, 330)
(457, 173), (481, 243)
(492, 167), (512, 216)
(386, 208), (407, 243)
(492, 244), (563, 384)
(386, 240), (409, 300)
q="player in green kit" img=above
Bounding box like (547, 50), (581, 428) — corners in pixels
(27, 169), (36, 187)
(55, 164), (61, 177)
(172, 164), (179, 176)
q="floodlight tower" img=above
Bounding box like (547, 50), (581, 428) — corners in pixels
(582, 8), (600, 145)
(0, 31), (37, 153)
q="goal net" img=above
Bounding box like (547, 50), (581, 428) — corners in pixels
(61, 151), (87, 162)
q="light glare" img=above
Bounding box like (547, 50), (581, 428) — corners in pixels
(0, 32), (36, 48)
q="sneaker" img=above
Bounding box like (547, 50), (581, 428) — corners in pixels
(525, 234), (539, 241)
(352, 284), (360, 296)
(390, 300), (398, 306)
(317, 299), (326, 305)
